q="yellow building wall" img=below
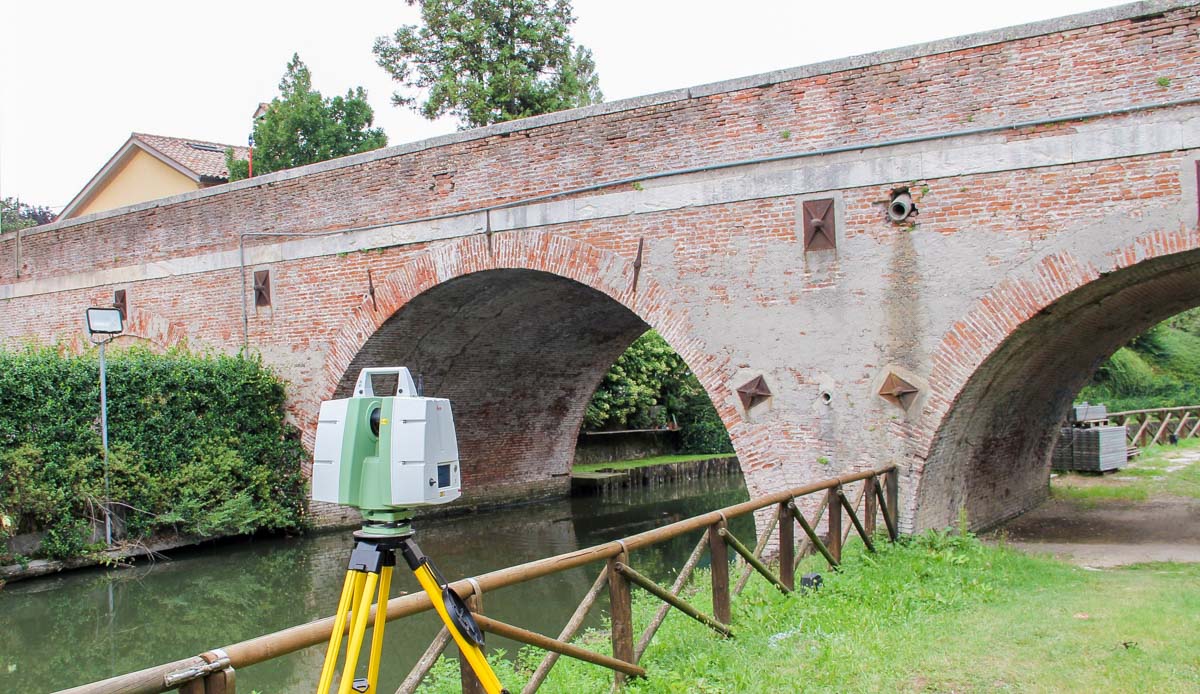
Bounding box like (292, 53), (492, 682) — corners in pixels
(72, 149), (199, 217)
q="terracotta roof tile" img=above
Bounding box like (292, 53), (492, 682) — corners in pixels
(132, 133), (250, 181)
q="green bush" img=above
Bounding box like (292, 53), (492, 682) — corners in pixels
(1078, 314), (1200, 411)
(0, 346), (307, 562)
(584, 330), (733, 454)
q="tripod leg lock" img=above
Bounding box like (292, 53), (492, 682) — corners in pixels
(398, 537), (427, 571)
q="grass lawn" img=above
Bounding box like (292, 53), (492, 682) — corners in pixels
(572, 453), (736, 474)
(1052, 436), (1200, 503)
(417, 530), (1200, 693)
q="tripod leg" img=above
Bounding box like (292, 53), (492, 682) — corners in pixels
(411, 563), (505, 694)
(317, 571), (359, 694)
(364, 565), (393, 694)
(337, 572), (379, 694)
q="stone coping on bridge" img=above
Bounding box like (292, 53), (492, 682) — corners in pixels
(7, 104), (1200, 302)
(6, 0), (1191, 241)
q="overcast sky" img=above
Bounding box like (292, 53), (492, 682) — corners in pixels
(1, 0), (1117, 212)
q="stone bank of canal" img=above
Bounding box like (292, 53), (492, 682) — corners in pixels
(0, 470), (751, 693)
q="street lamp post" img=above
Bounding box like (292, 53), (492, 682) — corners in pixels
(86, 307), (124, 547)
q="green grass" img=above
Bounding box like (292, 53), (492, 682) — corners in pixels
(573, 453), (735, 474)
(416, 532), (1200, 693)
(1050, 484), (1149, 503)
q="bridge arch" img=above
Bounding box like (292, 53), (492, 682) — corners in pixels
(320, 231), (748, 507)
(916, 223), (1200, 530)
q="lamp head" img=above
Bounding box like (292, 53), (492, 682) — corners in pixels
(86, 307), (124, 335)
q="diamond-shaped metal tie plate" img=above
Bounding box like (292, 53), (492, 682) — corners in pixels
(737, 375), (772, 410)
(879, 373), (919, 409)
(253, 270), (271, 307)
(802, 199), (836, 252)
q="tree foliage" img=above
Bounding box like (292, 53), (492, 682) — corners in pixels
(374, 0), (603, 129)
(0, 347), (308, 562)
(584, 331), (733, 454)
(1, 197), (56, 231)
(226, 54), (387, 180)
(1078, 308), (1200, 411)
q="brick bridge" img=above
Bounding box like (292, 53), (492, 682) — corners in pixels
(4, 1), (1200, 531)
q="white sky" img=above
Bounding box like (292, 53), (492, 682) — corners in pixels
(1, 0), (1117, 212)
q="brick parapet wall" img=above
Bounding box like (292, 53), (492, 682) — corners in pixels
(3, 4), (1200, 528)
(3, 4), (1197, 284)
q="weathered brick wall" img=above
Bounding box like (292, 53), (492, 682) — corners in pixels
(3, 2), (1200, 529)
(6, 3), (1198, 285)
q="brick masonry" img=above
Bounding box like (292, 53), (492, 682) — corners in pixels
(3, 1), (1200, 530)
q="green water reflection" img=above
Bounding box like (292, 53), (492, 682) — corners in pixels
(1, 473), (751, 693)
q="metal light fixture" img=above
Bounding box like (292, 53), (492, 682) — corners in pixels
(86, 306), (125, 546)
(86, 307), (124, 334)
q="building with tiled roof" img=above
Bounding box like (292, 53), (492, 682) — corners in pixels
(60, 133), (250, 219)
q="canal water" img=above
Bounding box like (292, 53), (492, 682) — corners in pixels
(0, 473), (751, 693)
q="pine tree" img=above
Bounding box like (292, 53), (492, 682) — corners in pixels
(373, 0), (602, 129)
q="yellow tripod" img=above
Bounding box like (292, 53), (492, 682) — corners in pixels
(316, 531), (507, 694)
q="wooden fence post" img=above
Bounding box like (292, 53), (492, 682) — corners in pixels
(203, 668), (236, 694)
(607, 551), (635, 688)
(886, 469), (899, 535)
(778, 503), (794, 591)
(709, 518), (731, 625)
(825, 487), (842, 563)
(863, 476), (877, 537)
(460, 589), (485, 694)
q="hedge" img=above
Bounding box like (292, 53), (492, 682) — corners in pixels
(0, 346), (308, 562)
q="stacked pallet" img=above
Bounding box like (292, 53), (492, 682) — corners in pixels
(1052, 425), (1128, 472)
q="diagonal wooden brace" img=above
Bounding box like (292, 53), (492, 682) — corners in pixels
(615, 562), (732, 637)
(874, 482), (898, 541)
(787, 501), (839, 570)
(837, 489), (876, 553)
(718, 527), (790, 594)
(473, 614), (646, 677)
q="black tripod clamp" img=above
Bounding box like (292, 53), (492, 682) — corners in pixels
(397, 536), (487, 648)
(346, 536), (401, 574)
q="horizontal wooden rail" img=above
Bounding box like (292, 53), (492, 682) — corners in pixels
(59, 465), (895, 694)
(1107, 405), (1200, 416)
(1109, 405), (1200, 448)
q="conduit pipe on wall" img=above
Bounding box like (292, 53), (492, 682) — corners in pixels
(236, 96), (1200, 348)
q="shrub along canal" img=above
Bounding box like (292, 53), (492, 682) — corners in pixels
(0, 470), (751, 693)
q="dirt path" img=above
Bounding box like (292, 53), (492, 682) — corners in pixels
(988, 445), (1200, 568)
(993, 496), (1200, 567)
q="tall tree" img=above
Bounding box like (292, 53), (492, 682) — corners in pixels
(1, 197), (56, 231)
(226, 54), (388, 180)
(374, 0), (602, 129)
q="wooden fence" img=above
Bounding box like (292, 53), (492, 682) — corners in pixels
(1109, 406), (1200, 448)
(61, 465), (898, 694)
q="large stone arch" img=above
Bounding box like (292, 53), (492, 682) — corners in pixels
(319, 231), (755, 508)
(916, 222), (1200, 530)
